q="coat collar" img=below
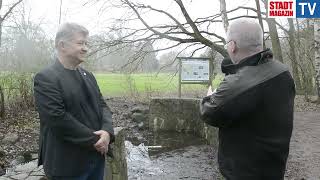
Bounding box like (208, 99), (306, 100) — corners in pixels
(237, 48), (271, 67)
(53, 58), (82, 72)
(223, 49), (273, 75)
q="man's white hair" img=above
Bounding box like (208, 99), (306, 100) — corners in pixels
(226, 19), (263, 52)
(55, 22), (88, 49)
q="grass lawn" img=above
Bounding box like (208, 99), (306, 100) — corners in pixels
(94, 73), (223, 97)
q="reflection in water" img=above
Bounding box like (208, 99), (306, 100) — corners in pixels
(126, 131), (218, 179)
(148, 131), (207, 157)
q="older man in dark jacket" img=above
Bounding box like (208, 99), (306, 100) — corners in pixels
(34, 23), (114, 180)
(200, 19), (295, 180)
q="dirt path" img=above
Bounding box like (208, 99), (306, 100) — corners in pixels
(285, 111), (320, 180)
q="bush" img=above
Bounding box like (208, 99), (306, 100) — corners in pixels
(0, 72), (34, 117)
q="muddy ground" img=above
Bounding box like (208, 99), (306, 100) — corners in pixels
(0, 95), (319, 179)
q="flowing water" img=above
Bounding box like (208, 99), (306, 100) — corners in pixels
(126, 131), (220, 180)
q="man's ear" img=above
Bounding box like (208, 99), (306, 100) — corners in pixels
(58, 40), (66, 49)
(231, 41), (236, 53)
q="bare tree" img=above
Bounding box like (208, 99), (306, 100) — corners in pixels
(0, 85), (4, 118)
(286, 19), (317, 101)
(0, 0), (22, 118)
(59, 0), (62, 25)
(287, 18), (302, 91)
(87, 0), (318, 101)
(220, 0), (229, 33)
(96, 0), (293, 66)
(97, 0), (229, 60)
(261, 0), (283, 62)
(274, 18), (315, 99)
(0, 0), (23, 47)
(90, 0), (308, 91)
(255, 0), (265, 49)
(314, 19), (320, 102)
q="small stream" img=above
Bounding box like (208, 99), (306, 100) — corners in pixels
(126, 131), (219, 180)
(1, 132), (219, 179)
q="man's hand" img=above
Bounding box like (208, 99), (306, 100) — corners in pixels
(207, 86), (213, 96)
(94, 130), (110, 155)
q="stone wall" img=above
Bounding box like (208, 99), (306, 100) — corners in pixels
(149, 98), (218, 145)
(105, 127), (128, 180)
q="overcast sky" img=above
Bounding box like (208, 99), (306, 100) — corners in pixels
(2, 0), (259, 36)
(2, 0), (268, 56)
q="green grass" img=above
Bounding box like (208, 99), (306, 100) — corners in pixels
(0, 72), (224, 98)
(94, 73), (223, 97)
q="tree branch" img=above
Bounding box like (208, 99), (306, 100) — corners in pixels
(174, 0), (202, 38)
(135, 3), (192, 35)
(174, 0), (227, 57)
(122, 0), (197, 44)
(2, 0), (23, 20)
(149, 42), (182, 53)
(190, 45), (207, 57)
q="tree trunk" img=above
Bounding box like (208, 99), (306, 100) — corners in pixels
(0, 0), (23, 47)
(0, 85), (4, 118)
(295, 19), (310, 101)
(265, 19), (283, 62)
(0, 19), (2, 47)
(314, 19), (320, 102)
(219, 0), (229, 33)
(255, 0), (266, 49)
(263, 0), (284, 62)
(59, 0), (62, 25)
(288, 18), (302, 92)
(0, 0), (3, 47)
(0, 1), (3, 116)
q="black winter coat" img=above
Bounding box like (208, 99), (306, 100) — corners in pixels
(200, 51), (295, 180)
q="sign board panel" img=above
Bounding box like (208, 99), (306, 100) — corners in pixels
(181, 59), (209, 82)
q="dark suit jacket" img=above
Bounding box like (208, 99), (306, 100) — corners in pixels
(200, 51), (295, 180)
(33, 60), (114, 177)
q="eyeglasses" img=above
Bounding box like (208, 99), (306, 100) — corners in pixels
(224, 40), (233, 49)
